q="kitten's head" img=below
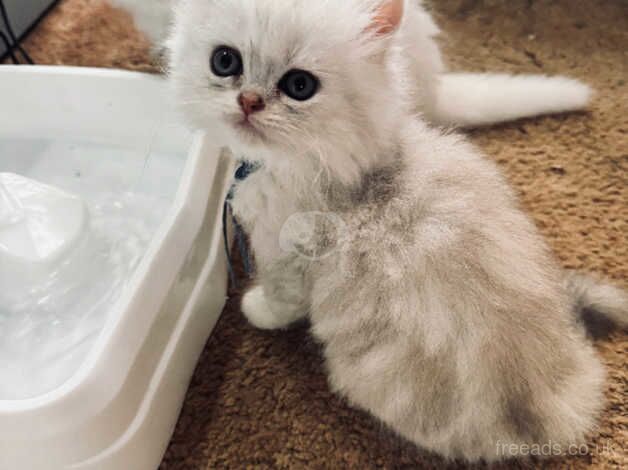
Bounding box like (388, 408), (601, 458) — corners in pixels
(169, 0), (405, 183)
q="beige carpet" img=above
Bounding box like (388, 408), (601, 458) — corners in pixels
(17, 0), (627, 468)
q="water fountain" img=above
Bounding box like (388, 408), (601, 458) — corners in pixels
(0, 65), (233, 470)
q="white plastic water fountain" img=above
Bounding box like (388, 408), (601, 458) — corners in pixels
(0, 66), (234, 469)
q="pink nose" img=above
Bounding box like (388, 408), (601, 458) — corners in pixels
(238, 91), (265, 116)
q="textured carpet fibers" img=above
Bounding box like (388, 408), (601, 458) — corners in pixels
(16, 0), (627, 468)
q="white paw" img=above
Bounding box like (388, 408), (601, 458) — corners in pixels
(241, 286), (283, 330)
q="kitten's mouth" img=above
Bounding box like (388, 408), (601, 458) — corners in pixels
(232, 116), (267, 143)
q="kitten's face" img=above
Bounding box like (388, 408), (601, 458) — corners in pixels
(170, 0), (399, 181)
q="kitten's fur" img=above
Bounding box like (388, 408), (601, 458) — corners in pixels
(169, 0), (627, 462)
(109, 0), (173, 46)
(114, 0), (592, 127)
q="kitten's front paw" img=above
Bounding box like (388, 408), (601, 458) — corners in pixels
(241, 286), (284, 330)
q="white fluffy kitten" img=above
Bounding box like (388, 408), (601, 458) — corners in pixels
(169, 0), (627, 462)
(113, 0), (592, 127)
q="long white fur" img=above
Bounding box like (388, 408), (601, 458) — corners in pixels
(433, 73), (592, 127)
(110, 0), (593, 127)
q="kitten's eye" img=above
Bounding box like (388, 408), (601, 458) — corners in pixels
(278, 70), (319, 101)
(210, 46), (243, 77)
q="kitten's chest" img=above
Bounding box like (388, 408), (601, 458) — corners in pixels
(230, 169), (304, 267)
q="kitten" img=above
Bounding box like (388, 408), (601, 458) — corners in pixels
(115, 0), (592, 127)
(168, 0), (627, 462)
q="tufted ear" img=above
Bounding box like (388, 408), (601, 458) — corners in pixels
(370, 0), (404, 35)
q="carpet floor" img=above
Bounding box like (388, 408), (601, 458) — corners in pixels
(16, 0), (627, 468)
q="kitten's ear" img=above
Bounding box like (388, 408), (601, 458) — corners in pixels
(370, 0), (404, 35)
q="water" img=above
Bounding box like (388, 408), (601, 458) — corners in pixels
(0, 138), (186, 400)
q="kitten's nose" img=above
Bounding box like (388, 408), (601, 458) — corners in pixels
(238, 91), (265, 116)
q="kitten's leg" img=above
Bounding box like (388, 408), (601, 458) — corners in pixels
(241, 285), (307, 330)
(241, 255), (309, 330)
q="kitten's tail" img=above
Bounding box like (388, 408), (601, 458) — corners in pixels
(431, 73), (592, 128)
(565, 271), (628, 339)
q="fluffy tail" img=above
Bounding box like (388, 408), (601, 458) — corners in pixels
(565, 272), (628, 339)
(431, 73), (592, 128)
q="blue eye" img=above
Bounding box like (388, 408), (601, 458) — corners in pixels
(278, 70), (319, 101)
(211, 46), (243, 77)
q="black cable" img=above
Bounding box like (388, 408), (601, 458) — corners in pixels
(0, 0), (34, 64)
(223, 200), (237, 288)
(0, 0), (32, 63)
(0, 29), (18, 64)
